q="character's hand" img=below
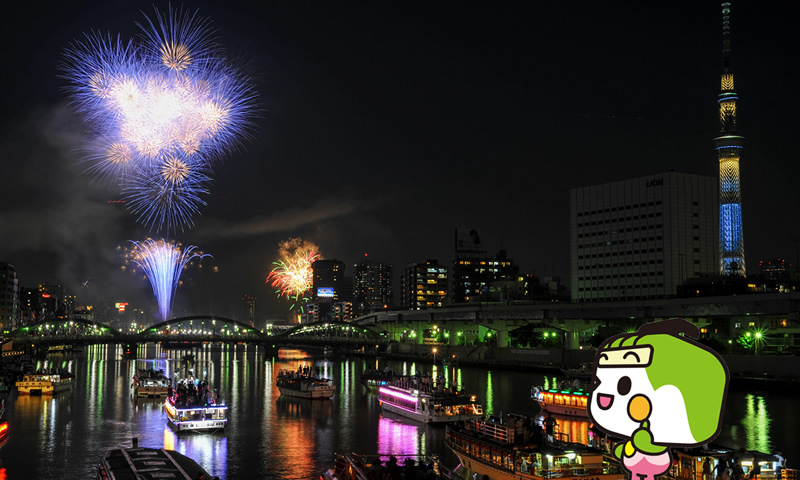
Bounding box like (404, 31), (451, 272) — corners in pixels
(613, 442), (624, 459)
(632, 421), (667, 454)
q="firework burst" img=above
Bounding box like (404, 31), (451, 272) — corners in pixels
(124, 238), (211, 322)
(266, 238), (322, 312)
(63, 5), (255, 232)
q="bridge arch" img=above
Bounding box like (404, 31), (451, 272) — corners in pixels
(140, 315), (260, 342)
(10, 317), (121, 339)
(274, 321), (387, 340)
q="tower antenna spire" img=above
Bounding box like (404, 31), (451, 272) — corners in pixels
(721, 2), (731, 71)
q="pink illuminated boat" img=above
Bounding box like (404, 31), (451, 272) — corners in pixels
(377, 385), (483, 424)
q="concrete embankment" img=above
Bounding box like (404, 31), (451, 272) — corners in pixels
(381, 343), (800, 386)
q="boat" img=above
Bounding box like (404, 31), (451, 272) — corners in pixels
(360, 368), (396, 389)
(377, 383), (483, 424)
(530, 382), (589, 417)
(445, 413), (625, 480)
(276, 369), (335, 399)
(321, 453), (454, 480)
(97, 438), (217, 479)
(16, 370), (74, 395)
(132, 368), (171, 398)
(0, 420), (8, 450)
(559, 362), (593, 380)
(164, 378), (228, 432)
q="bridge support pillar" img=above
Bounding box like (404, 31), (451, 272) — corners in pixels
(566, 331), (579, 350)
(496, 330), (508, 347)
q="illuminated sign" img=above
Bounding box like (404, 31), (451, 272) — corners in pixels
(115, 302), (129, 312)
(317, 287), (334, 298)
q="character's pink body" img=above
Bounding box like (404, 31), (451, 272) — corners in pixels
(622, 450), (671, 480)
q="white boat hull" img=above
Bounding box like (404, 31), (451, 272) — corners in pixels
(168, 418), (227, 432)
(380, 401), (482, 424)
(278, 385), (335, 399)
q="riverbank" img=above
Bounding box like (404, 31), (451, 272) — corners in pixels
(375, 342), (800, 388)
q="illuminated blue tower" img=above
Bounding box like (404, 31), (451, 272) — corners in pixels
(714, 2), (746, 276)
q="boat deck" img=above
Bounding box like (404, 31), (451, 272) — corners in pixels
(98, 445), (215, 479)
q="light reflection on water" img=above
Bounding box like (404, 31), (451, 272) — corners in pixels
(0, 346), (796, 478)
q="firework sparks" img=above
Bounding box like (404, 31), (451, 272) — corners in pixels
(125, 238), (211, 322)
(266, 238), (322, 312)
(63, 6), (255, 232)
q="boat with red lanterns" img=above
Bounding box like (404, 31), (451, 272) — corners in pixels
(446, 413), (625, 480)
(530, 382), (589, 417)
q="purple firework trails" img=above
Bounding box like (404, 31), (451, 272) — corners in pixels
(127, 238), (211, 322)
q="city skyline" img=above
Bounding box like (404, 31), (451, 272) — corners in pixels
(0, 2), (797, 321)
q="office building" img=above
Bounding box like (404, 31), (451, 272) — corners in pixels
(570, 172), (718, 301)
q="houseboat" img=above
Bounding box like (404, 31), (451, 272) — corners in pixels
(446, 413), (625, 480)
(132, 369), (170, 398)
(276, 369), (335, 399)
(377, 384), (483, 424)
(531, 384), (589, 417)
(97, 438), (216, 479)
(0, 420), (8, 450)
(16, 371), (74, 395)
(164, 378), (227, 432)
(360, 368), (396, 389)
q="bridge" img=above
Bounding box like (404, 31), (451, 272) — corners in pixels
(6, 292), (800, 357)
(6, 316), (391, 352)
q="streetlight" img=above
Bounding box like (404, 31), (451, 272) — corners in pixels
(432, 347), (437, 366)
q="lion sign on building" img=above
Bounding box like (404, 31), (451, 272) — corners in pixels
(588, 318), (729, 480)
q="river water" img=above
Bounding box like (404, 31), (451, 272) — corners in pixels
(0, 344), (796, 479)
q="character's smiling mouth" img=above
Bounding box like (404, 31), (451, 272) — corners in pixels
(597, 393), (614, 410)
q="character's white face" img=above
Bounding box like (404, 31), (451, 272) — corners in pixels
(589, 345), (695, 443)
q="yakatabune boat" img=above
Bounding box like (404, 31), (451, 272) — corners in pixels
(276, 369), (335, 399)
(16, 371), (74, 395)
(378, 384), (483, 424)
(164, 378), (227, 432)
(96, 438), (217, 479)
(530, 384), (589, 417)
(132, 368), (170, 398)
(446, 413), (625, 480)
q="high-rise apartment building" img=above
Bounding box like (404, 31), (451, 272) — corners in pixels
(570, 172), (718, 302)
(715, 2), (746, 276)
(353, 260), (392, 316)
(401, 260), (449, 310)
(312, 259), (347, 302)
(0, 262), (19, 329)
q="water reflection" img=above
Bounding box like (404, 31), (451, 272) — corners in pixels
(485, 370), (494, 416)
(168, 428), (228, 478)
(533, 412), (592, 446)
(377, 415), (426, 457)
(741, 394), (771, 453)
(0, 347), (795, 479)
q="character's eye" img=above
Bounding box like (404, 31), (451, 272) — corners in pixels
(623, 351), (640, 362)
(617, 376), (631, 396)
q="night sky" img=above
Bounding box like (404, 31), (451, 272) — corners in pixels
(1, 1), (797, 322)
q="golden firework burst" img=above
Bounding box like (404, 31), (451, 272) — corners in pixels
(161, 156), (190, 184)
(160, 42), (192, 71)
